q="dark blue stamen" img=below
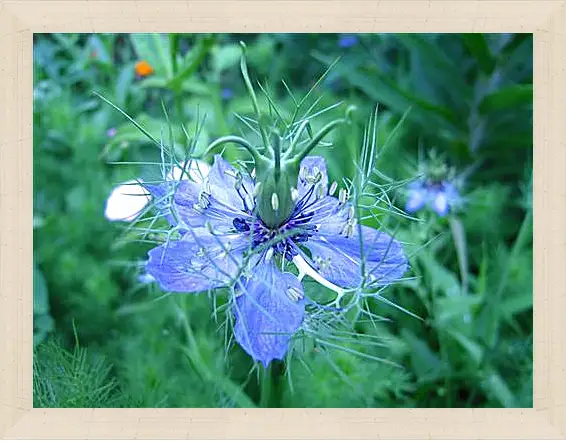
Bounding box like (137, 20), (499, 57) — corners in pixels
(231, 183), (325, 261)
(293, 185), (316, 213)
(235, 187), (250, 213)
(233, 217), (250, 232)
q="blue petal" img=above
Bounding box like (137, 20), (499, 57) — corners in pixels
(431, 191), (449, 216)
(146, 156), (255, 232)
(306, 225), (408, 288)
(405, 187), (428, 213)
(173, 169), (254, 233)
(206, 155), (254, 211)
(234, 260), (305, 367)
(296, 156), (329, 205)
(442, 182), (460, 207)
(146, 228), (248, 293)
(171, 180), (204, 225)
(143, 182), (178, 227)
(144, 180), (214, 231)
(305, 196), (347, 235)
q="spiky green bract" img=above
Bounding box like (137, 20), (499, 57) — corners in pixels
(237, 42), (352, 227)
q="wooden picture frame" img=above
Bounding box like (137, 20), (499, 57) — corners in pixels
(1, 1), (563, 438)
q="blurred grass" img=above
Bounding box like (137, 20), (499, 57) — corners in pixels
(33, 33), (532, 408)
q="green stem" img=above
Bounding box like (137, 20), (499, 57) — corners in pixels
(259, 364), (272, 408)
(285, 119), (309, 159)
(204, 135), (262, 164)
(176, 297), (256, 408)
(449, 216), (469, 296)
(168, 35), (186, 148)
(296, 119), (345, 162)
(239, 42), (272, 156)
(210, 87), (237, 162)
(170, 34), (179, 75)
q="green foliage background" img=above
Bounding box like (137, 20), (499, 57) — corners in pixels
(33, 33), (533, 408)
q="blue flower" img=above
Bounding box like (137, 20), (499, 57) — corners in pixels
(145, 155), (408, 366)
(221, 88), (234, 100)
(338, 35), (359, 48)
(405, 179), (459, 217)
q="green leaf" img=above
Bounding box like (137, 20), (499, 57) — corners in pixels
(211, 43), (241, 73)
(500, 290), (533, 318)
(395, 34), (470, 95)
(101, 114), (169, 159)
(137, 77), (170, 89)
(435, 295), (483, 328)
(167, 36), (215, 92)
(313, 52), (461, 134)
(33, 261), (54, 347)
(461, 34), (495, 74)
(87, 34), (112, 64)
(447, 330), (483, 365)
(114, 64), (135, 107)
(483, 369), (518, 407)
(401, 330), (447, 383)
(33, 261), (49, 316)
(479, 84), (533, 113)
(418, 252), (462, 297)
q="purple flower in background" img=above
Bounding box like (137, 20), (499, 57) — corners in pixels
(144, 155), (408, 366)
(106, 127), (117, 137)
(338, 34), (359, 48)
(405, 179), (460, 217)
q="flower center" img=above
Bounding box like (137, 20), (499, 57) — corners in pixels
(232, 208), (317, 260)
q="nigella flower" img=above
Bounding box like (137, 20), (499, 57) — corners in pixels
(405, 179), (460, 217)
(144, 155), (408, 366)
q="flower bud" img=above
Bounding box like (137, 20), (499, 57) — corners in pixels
(255, 159), (300, 227)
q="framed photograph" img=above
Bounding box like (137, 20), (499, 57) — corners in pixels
(1, 0), (564, 439)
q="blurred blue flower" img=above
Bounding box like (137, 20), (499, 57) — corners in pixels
(106, 127), (117, 137)
(145, 155), (407, 366)
(338, 35), (359, 48)
(405, 179), (460, 217)
(221, 88), (233, 100)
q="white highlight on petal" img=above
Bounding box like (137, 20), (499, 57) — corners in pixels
(292, 254), (344, 295)
(106, 159), (211, 222)
(104, 179), (151, 222)
(167, 159), (211, 183)
(432, 191), (449, 216)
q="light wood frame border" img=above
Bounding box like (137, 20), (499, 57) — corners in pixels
(1, 0), (563, 439)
